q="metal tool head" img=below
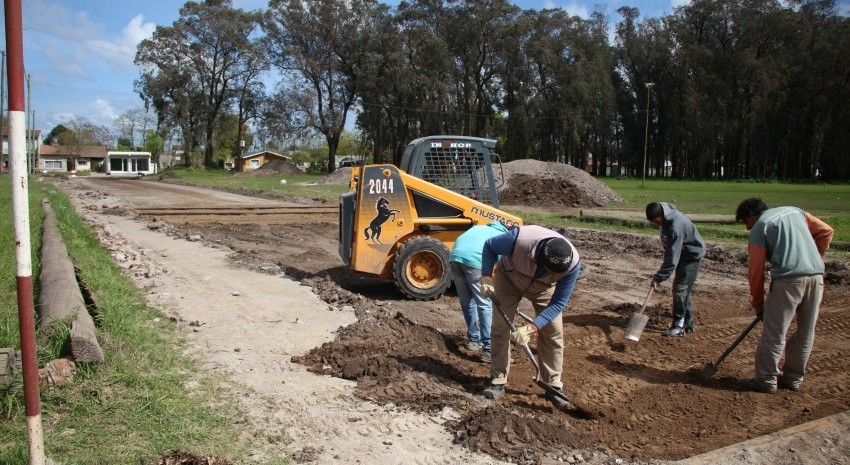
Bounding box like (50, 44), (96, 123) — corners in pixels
(700, 362), (718, 381)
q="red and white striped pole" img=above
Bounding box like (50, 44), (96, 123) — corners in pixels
(5, 0), (46, 463)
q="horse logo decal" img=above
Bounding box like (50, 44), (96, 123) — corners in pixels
(364, 197), (399, 244)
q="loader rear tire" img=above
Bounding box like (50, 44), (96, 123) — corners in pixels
(393, 236), (452, 301)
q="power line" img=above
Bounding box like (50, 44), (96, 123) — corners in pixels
(23, 26), (135, 58)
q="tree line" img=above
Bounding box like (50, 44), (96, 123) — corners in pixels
(134, 0), (850, 181)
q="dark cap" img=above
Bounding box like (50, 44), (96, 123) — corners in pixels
(541, 238), (572, 273)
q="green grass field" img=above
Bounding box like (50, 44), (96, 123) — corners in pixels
(601, 178), (850, 216)
(597, 178), (850, 245)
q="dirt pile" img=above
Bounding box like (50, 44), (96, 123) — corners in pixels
(318, 159), (623, 208)
(498, 159), (624, 207)
(317, 166), (353, 184)
(235, 159), (302, 177)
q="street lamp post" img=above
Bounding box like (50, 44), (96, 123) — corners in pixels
(642, 82), (655, 187)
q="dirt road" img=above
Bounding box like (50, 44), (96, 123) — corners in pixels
(57, 176), (850, 465)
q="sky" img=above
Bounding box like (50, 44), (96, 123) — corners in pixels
(2, 0), (849, 137)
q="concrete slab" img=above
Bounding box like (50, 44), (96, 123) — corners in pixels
(677, 411), (850, 465)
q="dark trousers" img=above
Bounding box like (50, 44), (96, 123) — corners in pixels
(671, 259), (702, 329)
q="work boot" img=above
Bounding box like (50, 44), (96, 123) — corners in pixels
(739, 378), (777, 394)
(778, 377), (801, 392)
(662, 326), (685, 337)
(482, 383), (504, 399)
(465, 341), (483, 352)
(544, 387), (573, 411)
(685, 326), (695, 334)
(480, 351), (492, 363)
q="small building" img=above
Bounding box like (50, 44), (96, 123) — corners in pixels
(335, 155), (365, 168)
(105, 151), (157, 176)
(239, 150), (291, 172)
(39, 145), (108, 173)
(2, 128), (42, 171)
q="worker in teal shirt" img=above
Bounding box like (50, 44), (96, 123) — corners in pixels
(449, 221), (510, 363)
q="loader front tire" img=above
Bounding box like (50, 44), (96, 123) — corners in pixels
(393, 236), (452, 301)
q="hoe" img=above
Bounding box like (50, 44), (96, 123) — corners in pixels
(700, 316), (761, 381)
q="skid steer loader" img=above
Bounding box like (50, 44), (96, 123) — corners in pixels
(338, 135), (523, 301)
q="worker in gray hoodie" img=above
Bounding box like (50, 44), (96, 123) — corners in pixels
(645, 202), (706, 337)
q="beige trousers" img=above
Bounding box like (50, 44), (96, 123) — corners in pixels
(755, 274), (824, 388)
(490, 266), (564, 389)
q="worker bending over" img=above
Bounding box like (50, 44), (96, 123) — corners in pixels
(479, 225), (581, 410)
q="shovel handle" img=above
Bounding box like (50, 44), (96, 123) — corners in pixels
(637, 287), (654, 315)
(711, 316), (761, 368)
(492, 297), (543, 380)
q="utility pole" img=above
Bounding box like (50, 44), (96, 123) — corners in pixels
(31, 109), (36, 172)
(1, 50), (6, 171)
(25, 72), (30, 173)
(641, 82), (655, 187)
(5, 0), (46, 462)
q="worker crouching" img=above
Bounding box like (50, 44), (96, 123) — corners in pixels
(478, 225), (581, 410)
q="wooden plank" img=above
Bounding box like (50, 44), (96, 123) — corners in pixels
(0, 348), (14, 385)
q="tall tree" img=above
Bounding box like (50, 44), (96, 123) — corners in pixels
(136, 0), (262, 168)
(263, 0), (386, 172)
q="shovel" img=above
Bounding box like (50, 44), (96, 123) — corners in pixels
(700, 316), (760, 381)
(491, 297), (596, 419)
(623, 287), (654, 342)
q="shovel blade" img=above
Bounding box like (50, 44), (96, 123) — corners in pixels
(700, 363), (717, 381)
(624, 313), (650, 342)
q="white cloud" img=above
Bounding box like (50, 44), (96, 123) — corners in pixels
(563, 1), (591, 19)
(53, 112), (77, 125)
(41, 43), (88, 78)
(89, 14), (157, 69)
(24, 0), (104, 78)
(542, 0), (557, 9)
(91, 99), (118, 124)
(24, 1), (155, 76)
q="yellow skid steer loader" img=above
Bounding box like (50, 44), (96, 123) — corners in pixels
(339, 136), (523, 300)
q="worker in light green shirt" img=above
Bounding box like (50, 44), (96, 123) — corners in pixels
(734, 198), (834, 394)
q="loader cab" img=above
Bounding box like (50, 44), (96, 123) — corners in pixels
(398, 136), (505, 208)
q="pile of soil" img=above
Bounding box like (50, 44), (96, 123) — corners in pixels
(235, 159), (302, 177)
(498, 159), (624, 207)
(318, 159), (623, 208)
(317, 167), (353, 184)
(499, 174), (600, 208)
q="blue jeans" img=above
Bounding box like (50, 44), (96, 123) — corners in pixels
(672, 259), (702, 329)
(451, 262), (492, 351)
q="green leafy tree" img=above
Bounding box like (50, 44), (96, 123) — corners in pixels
(144, 130), (165, 166)
(136, 0), (263, 168)
(263, 0), (387, 173)
(43, 124), (70, 145)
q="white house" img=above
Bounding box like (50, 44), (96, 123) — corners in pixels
(105, 151), (157, 176)
(39, 144), (107, 173)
